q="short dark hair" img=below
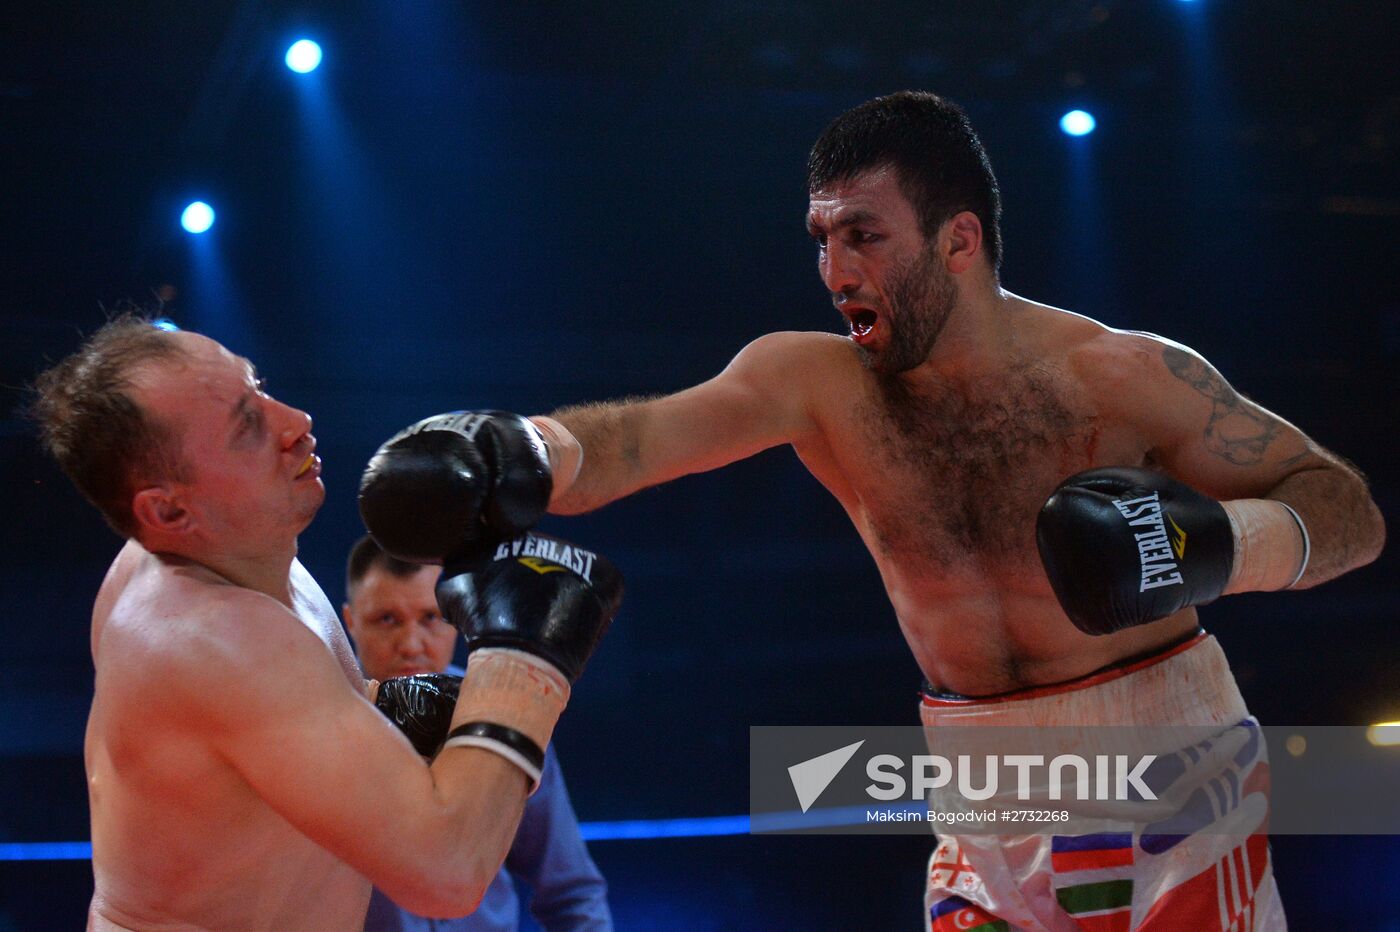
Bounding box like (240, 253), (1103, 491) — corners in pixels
(30, 312), (191, 537)
(346, 534), (428, 599)
(807, 91), (1003, 273)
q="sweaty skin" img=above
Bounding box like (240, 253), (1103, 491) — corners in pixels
(87, 548), (378, 931)
(548, 169), (1383, 696)
(82, 333), (542, 931)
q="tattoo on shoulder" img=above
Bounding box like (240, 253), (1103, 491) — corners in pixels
(1161, 346), (1278, 466)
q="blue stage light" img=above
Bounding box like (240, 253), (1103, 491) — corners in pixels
(580, 815), (750, 841)
(1060, 110), (1097, 137)
(0, 842), (92, 861)
(285, 39), (323, 74)
(180, 201), (215, 234)
(0, 814), (756, 860)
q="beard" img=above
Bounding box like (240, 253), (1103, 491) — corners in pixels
(856, 242), (957, 375)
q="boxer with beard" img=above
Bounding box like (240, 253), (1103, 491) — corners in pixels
(359, 92), (1383, 929)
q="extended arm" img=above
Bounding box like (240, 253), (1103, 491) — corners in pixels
(544, 332), (821, 515)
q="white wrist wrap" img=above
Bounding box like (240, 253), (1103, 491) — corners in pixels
(450, 648), (569, 755)
(1222, 499), (1309, 593)
(440, 723), (545, 791)
(1276, 502), (1311, 588)
(530, 416), (583, 504)
(441, 736), (542, 789)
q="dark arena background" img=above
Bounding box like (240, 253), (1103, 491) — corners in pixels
(2, 2), (1397, 929)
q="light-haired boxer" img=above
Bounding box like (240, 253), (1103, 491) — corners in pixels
(31, 316), (620, 931)
(358, 92), (1383, 929)
(342, 535), (613, 931)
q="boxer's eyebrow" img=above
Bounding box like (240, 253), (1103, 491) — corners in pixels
(228, 361), (266, 441)
(831, 209), (880, 230)
(806, 209), (881, 235)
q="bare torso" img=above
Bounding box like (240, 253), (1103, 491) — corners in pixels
(86, 541), (371, 932)
(788, 300), (1198, 694)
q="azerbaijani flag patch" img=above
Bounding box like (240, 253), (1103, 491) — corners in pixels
(929, 895), (1010, 931)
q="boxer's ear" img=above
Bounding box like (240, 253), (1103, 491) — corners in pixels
(341, 601), (360, 637)
(131, 485), (192, 536)
(942, 210), (984, 275)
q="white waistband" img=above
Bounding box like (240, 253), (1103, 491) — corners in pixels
(920, 635), (1248, 730)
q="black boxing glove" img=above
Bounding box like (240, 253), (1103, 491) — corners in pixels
(358, 412), (552, 567)
(436, 532), (623, 683)
(374, 673), (462, 758)
(1036, 467), (1234, 636)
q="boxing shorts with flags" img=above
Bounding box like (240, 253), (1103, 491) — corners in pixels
(920, 632), (1285, 932)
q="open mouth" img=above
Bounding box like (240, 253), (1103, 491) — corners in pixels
(841, 306), (880, 346)
(295, 453), (318, 478)
(849, 309), (877, 338)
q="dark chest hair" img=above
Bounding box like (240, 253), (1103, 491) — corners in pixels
(858, 363), (1097, 564)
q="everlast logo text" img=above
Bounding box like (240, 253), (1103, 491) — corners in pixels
(494, 535), (596, 583)
(1111, 493), (1186, 591)
(402, 412), (489, 442)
